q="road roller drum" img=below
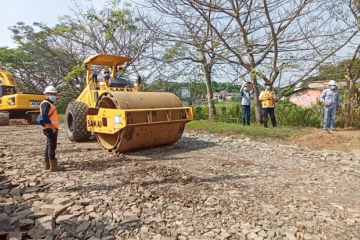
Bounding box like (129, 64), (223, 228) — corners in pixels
(87, 91), (194, 153)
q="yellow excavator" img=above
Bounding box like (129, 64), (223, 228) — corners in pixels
(65, 54), (194, 154)
(0, 68), (46, 125)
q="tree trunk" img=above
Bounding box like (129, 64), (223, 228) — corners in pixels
(344, 79), (355, 128)
(251, 75), (262, 123)
(202, 63), (216, 120)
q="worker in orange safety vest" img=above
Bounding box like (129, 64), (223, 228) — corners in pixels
(38, 86), (65, 172)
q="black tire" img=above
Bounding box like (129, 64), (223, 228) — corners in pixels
(65, 101), (91, 142)
(0, 112), (10, 126)
(26, 112), (39, 124)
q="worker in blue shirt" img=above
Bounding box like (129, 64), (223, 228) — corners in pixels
(319, 80), (342, 132)
(39, 86), (65, 172)
(240, 81), (254, 126)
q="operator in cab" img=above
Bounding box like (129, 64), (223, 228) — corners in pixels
(39, 86), (65, 172)
(104, 67), (111, 85)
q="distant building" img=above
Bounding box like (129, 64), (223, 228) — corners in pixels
(213, 91), (228, 101)
(285, 79), (360, 108)
(287, 88), (322, 108)
(307, 80), (347, 90)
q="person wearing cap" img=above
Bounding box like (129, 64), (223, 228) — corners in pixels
(39, 86), (65, 172)
(104, 68), (111, 85)
(259, 81), (278, 128)
(319, 80), (341, 131)
(240, 81), (254, 126)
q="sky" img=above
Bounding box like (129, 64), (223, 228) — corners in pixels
(0, 0), (104, 48)
(0, 0), (358, 87)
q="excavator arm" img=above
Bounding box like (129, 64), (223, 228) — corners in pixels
(0, 68), (20, 92)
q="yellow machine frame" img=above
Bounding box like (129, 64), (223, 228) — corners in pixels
(65, 53), (194, 153)
(87, 107), (194, 134)
(80, 54), (194, 135)
(76, 54), (139, 107)
(0, 68), (46, 123)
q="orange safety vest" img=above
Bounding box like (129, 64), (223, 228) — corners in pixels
(39, 100), (60, 130)
(262, 91), (276, 107)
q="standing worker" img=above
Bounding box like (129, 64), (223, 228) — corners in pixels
(38, 86), (65, 172)
(259, 81), (278, 128)
(319, 80), (341, 132)
(240, 81), (254, 126)
(104, 68), (111, 85)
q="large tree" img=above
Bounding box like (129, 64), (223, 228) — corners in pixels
(143, 0), (236, 119)
(1, 0), (157, 96)
(326, 0), (360, 128)
(0, 23), (81, 95)
(169, 0), (358, 123)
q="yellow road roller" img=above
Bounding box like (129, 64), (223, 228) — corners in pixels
(65, 54), (194, 153)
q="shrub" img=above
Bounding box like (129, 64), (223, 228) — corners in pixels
(193, 100), (323, 127)
(192, 94), (359, 129)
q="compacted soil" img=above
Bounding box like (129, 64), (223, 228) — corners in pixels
(0, 124), (360, 240)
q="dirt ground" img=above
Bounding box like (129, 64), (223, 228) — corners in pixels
(289, 128), (360, 152)
(1, 124), (360, 240)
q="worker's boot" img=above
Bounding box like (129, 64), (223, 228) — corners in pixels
(49, 158), (65, 172)
(44, 158), (50, 170)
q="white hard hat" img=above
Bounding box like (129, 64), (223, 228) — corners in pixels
(328, 80), (337, 86)
(44, 86), (57, 94)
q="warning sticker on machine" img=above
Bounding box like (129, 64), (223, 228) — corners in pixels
(30, 100), (42, 107)
(114, 115), (122, 124)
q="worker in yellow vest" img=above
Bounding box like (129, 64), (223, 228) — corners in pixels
(38, 86), (65, 172)
(259, 81), (278, 128)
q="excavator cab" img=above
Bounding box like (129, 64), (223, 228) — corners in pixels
(0, 86), (16, 98)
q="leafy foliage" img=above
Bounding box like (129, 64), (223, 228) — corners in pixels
(194, 100), (323, 128)
(319, 59), (360, 81)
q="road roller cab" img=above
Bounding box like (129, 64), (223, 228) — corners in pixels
(65, 54), (136, 142)
(65, 54), (194, 154)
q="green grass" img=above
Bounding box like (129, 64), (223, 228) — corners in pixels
(186, 120), (310, 139)
(59, 113), (309, 139)
(59, 114), (65, 123)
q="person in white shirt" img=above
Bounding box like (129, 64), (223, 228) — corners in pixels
(319, 80), (341, 131)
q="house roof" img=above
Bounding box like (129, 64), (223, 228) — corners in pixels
(284, 87), (320, 96)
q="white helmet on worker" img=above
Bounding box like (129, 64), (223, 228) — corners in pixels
(328, 80), (337, 86)
(44, 86), (57, 94)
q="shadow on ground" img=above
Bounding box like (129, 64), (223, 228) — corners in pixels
(60, 137), (217, 171)
(125, 137), (217, 159)
(57, 147), (103, 154)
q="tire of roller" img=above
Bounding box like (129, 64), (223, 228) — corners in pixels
(65, 101), (91, 142)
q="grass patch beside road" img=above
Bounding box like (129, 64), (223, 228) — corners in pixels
(59, 114), (65, 123)
(59, 114), (309, 139)
(186, 120), (310, 138)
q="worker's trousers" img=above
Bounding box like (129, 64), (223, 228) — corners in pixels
(323, 106), (337, 130)
(242, 105), (251, 126)
(43, 129), (58, 160)
(262, 107), (277, 128)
